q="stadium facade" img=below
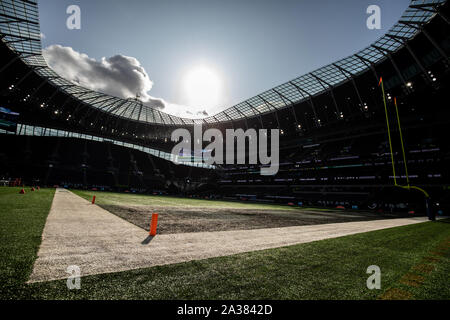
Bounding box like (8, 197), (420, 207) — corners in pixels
(0, 0), (449, 213)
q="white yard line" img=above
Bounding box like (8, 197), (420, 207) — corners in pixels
(28, 188), (429, 283)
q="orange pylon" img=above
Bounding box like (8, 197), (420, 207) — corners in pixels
(149, 213), (159, 236)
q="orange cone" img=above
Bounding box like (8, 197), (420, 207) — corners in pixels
(92, 195), (96, 204)
(19, 188), (25, 194)
(149, 213), (159, 236)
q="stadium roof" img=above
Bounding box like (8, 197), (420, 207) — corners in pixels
(0, 0), (447, 125)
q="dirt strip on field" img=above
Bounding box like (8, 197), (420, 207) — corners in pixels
(28, 188), (429, 283)
(100, 204), (412, 234)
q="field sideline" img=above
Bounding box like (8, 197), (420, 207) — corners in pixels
(0, 187), (449, 300)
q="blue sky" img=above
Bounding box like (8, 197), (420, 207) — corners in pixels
(38, 0), (410, 117)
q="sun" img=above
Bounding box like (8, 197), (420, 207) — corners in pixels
(183, 66), (222, 112)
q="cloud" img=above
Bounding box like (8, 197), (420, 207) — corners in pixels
(42, 45), (216, 119)
(43, 45), (165, 110)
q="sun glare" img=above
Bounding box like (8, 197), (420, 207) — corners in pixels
(183, 66), (222, 112)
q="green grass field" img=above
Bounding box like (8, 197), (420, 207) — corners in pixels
(0, 187), (449, 300)
(71, 189), (323, 211)
(0, 187), (55, 299)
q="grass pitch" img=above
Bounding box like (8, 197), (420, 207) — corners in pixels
(0, 187), (55, 299)
(0, 187), (448, 300)
(72, 190), (410, 234)
(71, 190), (307, 210)
(27, 219), (450, 300)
